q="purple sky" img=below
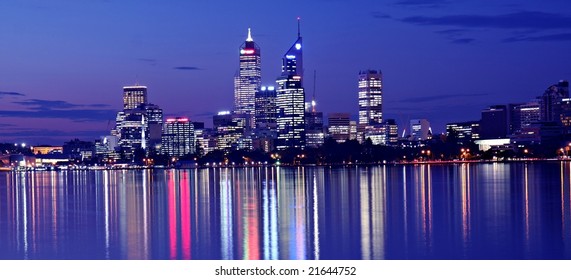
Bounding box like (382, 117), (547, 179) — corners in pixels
(1, 0), (571, 144)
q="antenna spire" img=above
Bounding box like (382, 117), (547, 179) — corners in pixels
(246, 28), (253, 42)
(297, 17), (301, 37)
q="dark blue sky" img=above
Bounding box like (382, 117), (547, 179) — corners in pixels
(1, 0), (571, 144)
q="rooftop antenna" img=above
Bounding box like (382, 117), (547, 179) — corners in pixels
(246, 27), (253, 42)
(297, 16), (301, 37)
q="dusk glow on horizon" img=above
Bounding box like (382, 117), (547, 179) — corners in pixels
(1, 0), (570, 144)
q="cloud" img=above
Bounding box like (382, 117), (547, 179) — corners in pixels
(398, 93), (487, 103)
(138, 58), (157, 66)
(174, 66), (203, 71)
(451, 38), (475, 44)
(14, 99), (111, 110)
(435, 29), (469, 36)
(504, 33), (571, 42)
(371, 12), (392, 19)
(394, 0), (449, 8)
(0, 129), (108, 138)
(0, 91), (25, 97)
(401, 11), (571, 30)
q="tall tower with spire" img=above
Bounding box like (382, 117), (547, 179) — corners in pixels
(234, 28), (261, 129)
(276, 18), (306, 150)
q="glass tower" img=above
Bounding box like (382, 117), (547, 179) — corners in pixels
(276, 21), (305, 150)
(234, 28), (261, 129)
(358, 70), (383, 126)
(123, 85), (148, 110)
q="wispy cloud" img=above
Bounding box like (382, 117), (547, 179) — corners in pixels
(504, 33), (571, 42)
(0, 109), (116, 122)
(452, 38), (475, 44)
(401, 11), (571, 30)
(0, 91), (25, 97)
(174, 66), (203, 71)
(394, 0), (449, 8)
(14, 99), (111, 110)
(371, 12), (392, 19)
(138, 58), (157, 66)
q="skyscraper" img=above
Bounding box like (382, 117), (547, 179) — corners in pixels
(539, 80), (569, 123)
(358, 70), (383, 126)
(123, 85), (148, 110)
(276, 20), (305, 150)
(161, 117), (195, 157)
(234, 28), (261, 129)
(255, 86), (277, 131)
(328, 113), (351, 143)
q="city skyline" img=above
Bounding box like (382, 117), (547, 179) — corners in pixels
(1, 0), (571, 144)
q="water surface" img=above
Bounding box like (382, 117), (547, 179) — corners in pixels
(0, 162), (570, 259)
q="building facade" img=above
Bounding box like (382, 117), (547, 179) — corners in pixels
(234, 28), (261, 129)
(161, 117), (195, 157)
(276, 26), (305, 150)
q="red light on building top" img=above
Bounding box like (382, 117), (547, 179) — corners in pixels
(240, 49), (255, 55)
(166, 117), (190, 123)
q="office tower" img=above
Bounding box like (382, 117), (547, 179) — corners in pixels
(410, 119), (431, 141)
(114, 85), (164, 160)
(234, 28), (261, 129)
(358, 70), (383, 126)
(161, 117), (195, 157)
(305, 110), (324, 148)
(213, 111), (244, 151)
(446, 121), (480, 145)
(480, 105), (508, 139)
(118, 109), (147, 157)
(123, 85), (148, 110)
(276, 21), (305, 150)
(143, 103), (163, 151)
(328, 113), (351, 143)
(363, 119), (399, 146)
(539, 80), (569, 123)
(255, 86), (277, 130)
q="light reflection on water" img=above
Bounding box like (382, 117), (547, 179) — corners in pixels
(0, 162), (571, 259)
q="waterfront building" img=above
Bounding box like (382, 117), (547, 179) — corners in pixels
(358, 70), (383, 126)
(123, 85), (147, 110)
(255, 86), (277, 131)
(446, 121), (480, 145)
(161, 117), (195, 157)
(234, 28), (261, 129)
(328, 113), (351, 143)
(480, 105), (508, 139)
(410, 119), (431, 141)
(539, 80), (569, 123)
(276, 21), (305, 150)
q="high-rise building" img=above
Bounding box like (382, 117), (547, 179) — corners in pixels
(358, 70), (383, 126)
(276, 21), (305, 150)
(446, 121), (480, 145)
(161, 117), (195, 157)
(234, 28), (261, 129)
(123, 85), (148, 110)
(255, 86), (277, 131)
(143, 103), (163, 151)
(213, 111), (244, 151)
(328, 113), (351, 143)
(305, 110), (324, 148)
(363, 119), (399, 146)
(114, 85), (163, 160)
(480, 105), (508, 139)
(410, 119), (431, 141)
(539, 80), (569, 123)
